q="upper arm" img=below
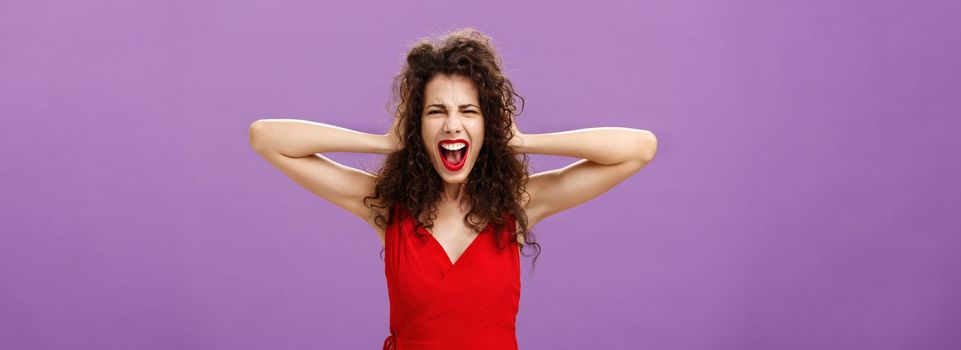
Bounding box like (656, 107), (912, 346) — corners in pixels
(523, 131), (657, 228)
(250, 135), (384, 238)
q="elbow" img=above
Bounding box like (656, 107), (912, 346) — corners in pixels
(248, 120), (273, 154)
(633, 129), (658, 164)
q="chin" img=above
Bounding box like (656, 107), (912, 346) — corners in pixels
(436, 168), (471, 184)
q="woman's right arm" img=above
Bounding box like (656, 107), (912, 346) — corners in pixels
(248, 118), (403, 236)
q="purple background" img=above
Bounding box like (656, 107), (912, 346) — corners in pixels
(2, 0), (959, 349)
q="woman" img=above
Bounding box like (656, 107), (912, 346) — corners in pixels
(249, 28), (657, 350)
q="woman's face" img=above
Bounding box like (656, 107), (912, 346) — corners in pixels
(420, 73), (485, 184)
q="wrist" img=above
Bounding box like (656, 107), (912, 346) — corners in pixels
(382, 133), (403, 154)
(510, 132), (532, 154)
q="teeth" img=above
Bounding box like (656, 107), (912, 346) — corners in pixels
(440, 142), (467, 151)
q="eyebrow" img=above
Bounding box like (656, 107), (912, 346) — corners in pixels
(426, 104), (479, 109)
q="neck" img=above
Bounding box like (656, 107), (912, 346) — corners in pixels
(442, 182), (466, 203)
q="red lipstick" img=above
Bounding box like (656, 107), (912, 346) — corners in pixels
(437, 139), (469, 172)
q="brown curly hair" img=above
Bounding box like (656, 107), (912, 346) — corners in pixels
(363, 27), (542, 270)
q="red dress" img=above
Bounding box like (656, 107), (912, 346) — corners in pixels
(382, 204), (521, 350)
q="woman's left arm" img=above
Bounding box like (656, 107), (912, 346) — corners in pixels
(511, 125), (658, 227)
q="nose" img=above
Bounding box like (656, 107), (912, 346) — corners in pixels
(443, 114), (463, 134)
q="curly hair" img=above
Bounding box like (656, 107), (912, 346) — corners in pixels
(363, 27), (542, 270)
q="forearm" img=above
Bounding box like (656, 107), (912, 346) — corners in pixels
(516, 127), (657, 165)
(249, 118), (397, 157)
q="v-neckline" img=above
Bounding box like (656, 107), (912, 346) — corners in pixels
(417, 224), (488, 268)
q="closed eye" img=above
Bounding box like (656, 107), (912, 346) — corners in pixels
(427, 110), (477, 115)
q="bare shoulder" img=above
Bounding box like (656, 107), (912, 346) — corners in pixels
(515, 220), (526, 246)
(368, 205), (389, 246)
(510, 205), (531, 246)
(518, 184), (543, 230)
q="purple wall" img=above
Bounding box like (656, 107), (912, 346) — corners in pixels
(2, 0), (959, 349)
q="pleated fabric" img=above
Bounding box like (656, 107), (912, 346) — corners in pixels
(382, 204), (520, 350)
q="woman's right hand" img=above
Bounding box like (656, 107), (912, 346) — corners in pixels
(386, 116), (405, 152)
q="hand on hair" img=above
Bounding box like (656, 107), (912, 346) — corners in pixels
(386, 116), (406, 152)
(507, 117), (525, 152)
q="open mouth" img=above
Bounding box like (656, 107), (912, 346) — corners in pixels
(438, 139), (469, 171)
